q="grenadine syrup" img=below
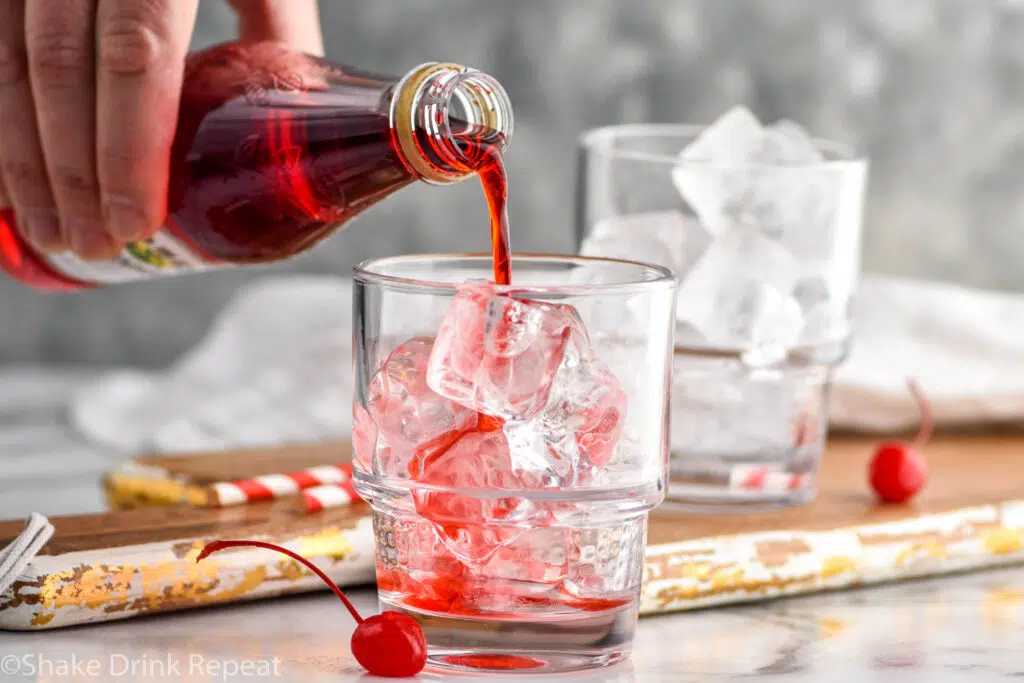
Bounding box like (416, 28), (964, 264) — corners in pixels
(453, 141), (509, 285)
(477, 148), (510, 286)
(0, 42), (513, 290)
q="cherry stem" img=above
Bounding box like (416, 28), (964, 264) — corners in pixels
(907, 378), (933, 450)
(197, 539), (364, 624)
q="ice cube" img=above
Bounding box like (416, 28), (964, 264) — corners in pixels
(580, 232), (678, 274)
(425, 281), (490, 386)
(678, 106), (765, 165)
(672, 107), (839, 260)
(793, 276), (832, 311)
(792, 276), (847, 346)
(534, 357), (628, 479)
(411, 429), (526, 563)
(671, 107), (764, 240)
(576, 212), (700, 335)
(587, 437), (649, 489)
(740, 288), (804, 367)
(764, 120), (826, 165)
(480, 527), (570, 585)
(563, 362), (628, 470)
(505, 420), (570, 487)
(427, 284), (585, 421)
(676, 227), (800, 350)
(504, 356), (627, 490)
(580, 210), (711, 277)
(799, 302), (848, 346)
(366, 337), (477, 478)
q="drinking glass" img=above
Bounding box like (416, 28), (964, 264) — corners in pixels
(576, 124), (868, 508)
(352, 254), (676, 673)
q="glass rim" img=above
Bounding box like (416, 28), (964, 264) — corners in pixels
(353, 253), (677, 295)
(578, 122), (866, 170)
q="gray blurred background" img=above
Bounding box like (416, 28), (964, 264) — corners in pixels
(3, 0), (1024, 367)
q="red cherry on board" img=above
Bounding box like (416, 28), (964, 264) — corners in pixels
(197, 540), (427, 677)
(869, 379), (932, 503)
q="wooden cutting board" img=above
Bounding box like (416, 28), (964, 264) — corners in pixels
(2, 434), (1023, 630)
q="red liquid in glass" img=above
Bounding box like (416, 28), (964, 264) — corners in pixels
(0, 42), (512, 290)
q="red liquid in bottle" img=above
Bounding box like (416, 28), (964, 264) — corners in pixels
(0, 43), (513, 290)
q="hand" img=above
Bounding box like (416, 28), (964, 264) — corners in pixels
(0, 0), (323, 261)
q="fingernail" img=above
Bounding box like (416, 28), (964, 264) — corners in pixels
(22, 209), (64, 252)
(71, 224), (119, 262)
(103, 196), (151, 242)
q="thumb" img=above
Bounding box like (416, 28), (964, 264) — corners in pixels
(228, 0), (324, 56)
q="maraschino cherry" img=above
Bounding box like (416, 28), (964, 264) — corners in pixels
(869, 378), (932, 503)
(197, 540), (427, 677)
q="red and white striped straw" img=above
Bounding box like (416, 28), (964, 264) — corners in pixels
(209, 464), (353, 507)
(729, 465), (809, 494)
(303, 480), (361, 513)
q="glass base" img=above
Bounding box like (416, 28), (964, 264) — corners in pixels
(663, 478), (816, 512)
(383, 598), (636, 674)
(666, 451), (819, 511)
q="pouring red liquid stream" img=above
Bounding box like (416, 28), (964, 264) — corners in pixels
(476, 146), (510, 286)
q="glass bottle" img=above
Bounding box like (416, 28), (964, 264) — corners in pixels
(0, 41), (513, 290)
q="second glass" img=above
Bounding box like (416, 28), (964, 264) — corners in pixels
(352, 254), (676, 674)
(577, 124), (868, 508)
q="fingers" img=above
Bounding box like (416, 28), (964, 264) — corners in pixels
(95, 0), (198, 251)
(0, 1), (64, 252)
(229, 0), (323, 55)
(26, 0), (112, 258)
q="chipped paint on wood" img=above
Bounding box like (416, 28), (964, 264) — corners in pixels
(640, 500), (1024, 614)
(5, 500), (1024, 628)
(0, 517), (375, 630)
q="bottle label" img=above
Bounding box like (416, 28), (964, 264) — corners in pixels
(44, 229), (213, 285)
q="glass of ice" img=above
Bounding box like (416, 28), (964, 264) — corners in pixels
(352, 254), (677, 674)
(576, 110), (868, 509)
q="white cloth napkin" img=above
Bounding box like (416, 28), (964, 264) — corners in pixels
(832, 275), (1024, 432)
(70, 277), (354, 454)
(68, 274), (1024, 454)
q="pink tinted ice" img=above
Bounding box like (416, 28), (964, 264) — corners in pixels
(365, 337), (477, 477)
(570, 363), (628, 469)
(536, 358), (628, 476)
(427, 282), (586, 421)
(481, 527), (569, 584)
(412, 429), (525, 562)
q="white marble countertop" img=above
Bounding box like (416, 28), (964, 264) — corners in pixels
(2, 367), (1024, 682)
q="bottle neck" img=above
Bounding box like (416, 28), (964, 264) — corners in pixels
(390, 63), (514, 185)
